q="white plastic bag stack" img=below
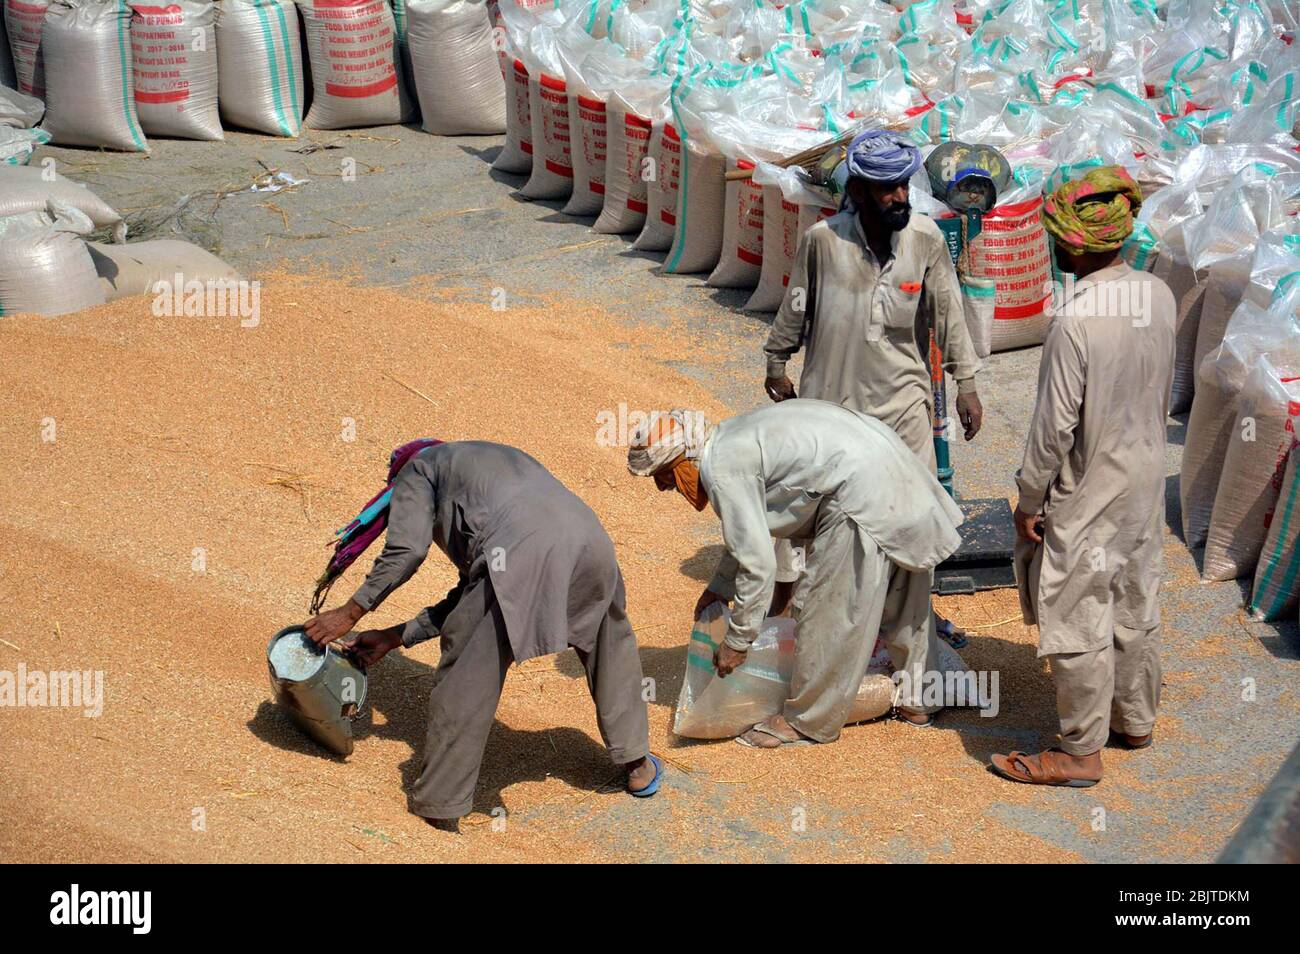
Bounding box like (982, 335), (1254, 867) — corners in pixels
(129, 0), (221, 140)
(563, 90), (607, 216)
(297, 0), (414, 130)
(406, 0), (506, 136)
(591, 92), (653, 234)
(40, 0), (148, 152)
(519, 69), (574, 200)
(494, 52), (533, 174)
(216, 0), (305, 137)
(0, 201), (105, 315)
(4, 0), (49, 96)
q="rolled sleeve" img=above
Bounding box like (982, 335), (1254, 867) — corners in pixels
(764, 228), (817, 379)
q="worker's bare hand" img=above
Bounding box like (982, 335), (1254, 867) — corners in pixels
(1013, 505), (1044, 544)
(303, 599), (365, 646)
(713, 642), (748, 678)
(694, 588), (729, 619)
(955, 390), (983, 441)
(341, 627), (402, 668)
(764, 375), (797, 402)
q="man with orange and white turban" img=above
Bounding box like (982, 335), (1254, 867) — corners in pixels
(992, 166), (1176, 788)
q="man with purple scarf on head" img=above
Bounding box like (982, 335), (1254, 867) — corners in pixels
(757, 129), (985, 725)
(303, 439), (658, 829)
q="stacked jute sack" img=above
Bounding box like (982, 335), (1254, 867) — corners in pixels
(0, 0), (508, 143)
(0, 165), (239, 316)
(493, 0), (1299, 356)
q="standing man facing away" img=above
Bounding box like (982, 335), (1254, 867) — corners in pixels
(303, 439), (660, 828)
(628, 402), (963, 745)
(991, 167), (1174, 787)
(761, 128), (984, 668)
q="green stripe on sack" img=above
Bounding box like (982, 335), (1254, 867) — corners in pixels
(115, 0), (146, 150)
(962, 282), (996, 298)
(1253, 451), (1300, 618)
(273, 2), (302, 134)
(253, 2), (292, 136)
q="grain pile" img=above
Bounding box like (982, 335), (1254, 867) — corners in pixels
(0, 275), (1174, 863)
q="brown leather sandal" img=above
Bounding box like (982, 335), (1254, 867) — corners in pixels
(989, 750), (1100, 787)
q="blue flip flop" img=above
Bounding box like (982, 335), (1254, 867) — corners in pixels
(628, 754), (662, 798)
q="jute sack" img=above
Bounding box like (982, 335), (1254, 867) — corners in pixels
(1250, 423), (1300, 620)
(631, 119), (680, 252)
(960, 196), (1053, 352)
(707, 160), (763, 289)
(518, 70), (572, 200)
(406, 0), (505, 136)
(0, 202), (105, 315)
(216, 0), (304, 137)
(86, 239), (240, 300)
(128, 0), (220, 140)
(592, 93), (650, 234)
(562, 91), (606, 216)
(661, 146), (725, 275)
(1203, 360), (1300, 581)
(41, 0), (147, 152)
(492, 55), (532, 174)
(1156, 225), (1203, 413)
(297, 0), (414, 130)
(0, 164), (127, 238)
(0, 7), (16, 86)
(744, 185), (797, 312)
(4, 0), (49, 96)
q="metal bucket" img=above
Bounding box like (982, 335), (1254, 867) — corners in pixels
(267, 626), (368, 757)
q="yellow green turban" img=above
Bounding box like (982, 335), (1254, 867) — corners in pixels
(1042, 166), (1143, 253)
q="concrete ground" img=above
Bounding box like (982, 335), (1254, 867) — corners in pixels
(23, 121), (1300, 863)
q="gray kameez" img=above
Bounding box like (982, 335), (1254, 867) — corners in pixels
(1014, 262), (1176, 753)
(351, 441), (650, 817)
(699, 400), (963, 740)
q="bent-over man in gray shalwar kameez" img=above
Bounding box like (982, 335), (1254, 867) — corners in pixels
(304, 441), (657, 824)
(628, 401), (963, 747)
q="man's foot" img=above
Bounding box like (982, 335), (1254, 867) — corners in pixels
(736, 714), (816, 748)
(894, 707), (936, 728)
(1109, 729), (1153, 749)
(424, 816), (460, 833)
(989, 749), (1102, 787)
(625, 755), (659, 795)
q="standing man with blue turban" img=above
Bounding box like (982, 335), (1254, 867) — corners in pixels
(758, 130), (985, 721)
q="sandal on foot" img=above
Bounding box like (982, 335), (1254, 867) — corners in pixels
(1109, 730), (1152, 750)
(628, 754), (663, 798)
(936, 618), (969, 649)
(736, 722), (816, 749)
(894, 708), (935, 728)
(989, 750), (1100, 787)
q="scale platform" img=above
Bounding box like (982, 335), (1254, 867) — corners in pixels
(932, 497), (1017, 595)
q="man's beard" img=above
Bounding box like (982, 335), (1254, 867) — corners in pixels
(879, 201), (912, 231)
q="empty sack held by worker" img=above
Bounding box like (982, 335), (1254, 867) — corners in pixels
(673, 604), (896, 740)
(0, 201), (106, 316)
(128, 0), (221, 140)
(297, 0), (414, 130)
(40, 0), (148, 152)
(216, 0), (304, 137)
(406, 0), (506, 136)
